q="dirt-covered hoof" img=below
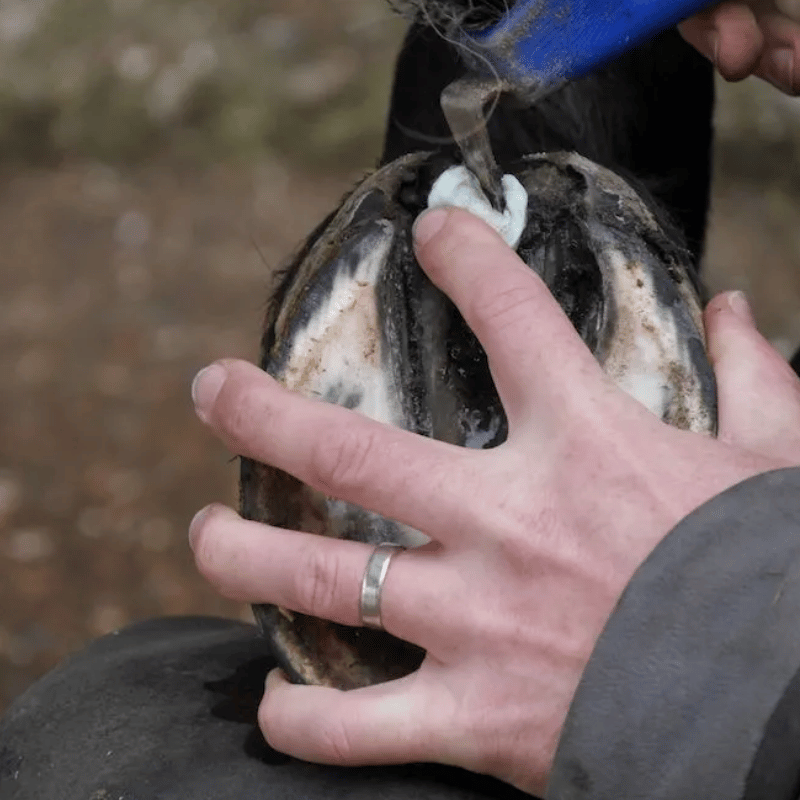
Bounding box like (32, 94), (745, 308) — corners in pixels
(240, 150), (717, 690)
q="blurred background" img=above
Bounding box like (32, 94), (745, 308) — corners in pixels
(0, 0), (798, 711)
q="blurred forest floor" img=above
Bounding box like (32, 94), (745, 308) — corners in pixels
(1, 0), (799, 710)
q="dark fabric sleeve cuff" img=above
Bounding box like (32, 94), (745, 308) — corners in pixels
(547, 467), (800, 800)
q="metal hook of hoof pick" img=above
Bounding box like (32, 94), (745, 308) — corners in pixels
(440, 76), (508, 212)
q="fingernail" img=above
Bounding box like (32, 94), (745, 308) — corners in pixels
(412, 208), (449, 247)
(188, 504), (212, 551)
(767, 49), (795, 94)
(265, 667), (289, 691)
(192, 364), (226, 422)
(728, 290), (754, 324)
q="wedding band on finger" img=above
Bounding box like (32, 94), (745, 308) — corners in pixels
(360, 543), (406, 630)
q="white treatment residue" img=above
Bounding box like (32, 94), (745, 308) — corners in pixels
(427, 166), (528, 249)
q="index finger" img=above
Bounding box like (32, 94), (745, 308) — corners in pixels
(412, 208), (601, 425)
(192, 359), (502, 542)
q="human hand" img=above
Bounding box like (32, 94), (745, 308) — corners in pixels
(680, 0), (800, 93)
(189, 208), (800, 795)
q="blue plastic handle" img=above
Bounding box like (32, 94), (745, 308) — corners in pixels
(464, 0), (715, 92)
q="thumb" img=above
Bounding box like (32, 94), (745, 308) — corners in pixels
(705, 291), (800, 460)
(679, 4), (763, 82)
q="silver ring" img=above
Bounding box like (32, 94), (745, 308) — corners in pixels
(360, 543), (405, 630)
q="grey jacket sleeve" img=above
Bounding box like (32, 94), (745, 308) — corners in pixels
(546, 467), (800, 800)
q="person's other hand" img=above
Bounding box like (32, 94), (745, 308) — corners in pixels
(189, 208), (800, 795)
(680, 0), (800, 93)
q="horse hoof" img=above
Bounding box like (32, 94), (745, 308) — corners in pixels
(240, 150), (717, 690)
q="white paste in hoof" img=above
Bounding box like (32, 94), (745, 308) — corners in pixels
(427, 166), (528, 248)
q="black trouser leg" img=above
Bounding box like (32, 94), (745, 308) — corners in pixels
(0, 617), (528, 800)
